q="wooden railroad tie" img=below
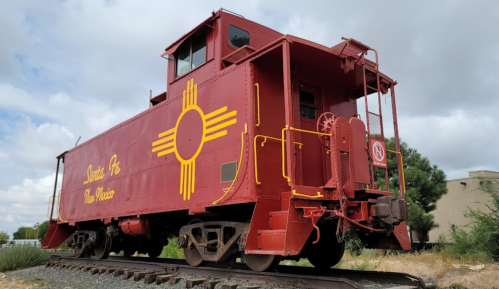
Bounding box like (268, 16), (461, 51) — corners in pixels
(133, 270), (155, 281)
(222, 283), (240, 289)
(113, 268), (125, 276)
(143, 272), (163, 284)
(123, 270), (139, 280)
(155, 274), (176, 285)
(204, 280), (222, 289)
(186, 278), (206, 288)
(169, 276), (183, 285)
(105, 268), (116, 274)
(90, 267), (105, 275)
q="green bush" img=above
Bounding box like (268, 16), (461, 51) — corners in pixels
(345, 228), (364, 256)
(159, 238), (185, 259)
(449, 178), (499, 261)
(0, 245), (49, 272)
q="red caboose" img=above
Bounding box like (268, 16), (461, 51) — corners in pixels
(43, 9), (410, 271)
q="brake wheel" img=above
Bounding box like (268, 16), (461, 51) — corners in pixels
(316, 112), (337, 148)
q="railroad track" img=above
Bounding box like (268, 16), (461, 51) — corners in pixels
(47, 254), (432, 289)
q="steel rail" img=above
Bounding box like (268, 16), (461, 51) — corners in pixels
(49, 254), (427, 289)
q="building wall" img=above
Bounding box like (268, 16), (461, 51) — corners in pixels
(428, 170), (498, 243)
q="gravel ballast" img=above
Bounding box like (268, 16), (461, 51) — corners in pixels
(6, 265), (303, 289)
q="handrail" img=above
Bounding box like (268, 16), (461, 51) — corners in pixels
(46, 196), (53, 219)
(386, 149), (406, 195)
(255, 83), (261, 127)
(213, 123), (248, 205)
(281, 127), (291, 183)
(281, 126), (332, 184)
(289, 126), (332, 137)
(293, 190), (324, 199)
(260, 135), (303, 149)
(56, 190), (67, 222)
(253, 135), (303, 185)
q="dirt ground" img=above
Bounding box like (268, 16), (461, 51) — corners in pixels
(374, 260), (499, 288)
(0, 272), (45, 289)
(336, 250), (499, 289)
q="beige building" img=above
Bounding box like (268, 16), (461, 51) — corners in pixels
(428, 170), (498, 243)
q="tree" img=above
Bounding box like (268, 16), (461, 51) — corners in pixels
(13, 227), (37, 240)
(374, 137), (447, 243)
(0, 231), (9, 245)
(34, 221), (49, 241)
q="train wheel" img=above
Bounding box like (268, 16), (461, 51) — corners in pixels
(123, 248), (136, 257)
(184, 245), (204, 266)
(147, 239), (164, 259)
(306, 227), (345, 270)
(74, 244), (85, 258)
(183, 218), (205, 266)
(241, 252), (281, 272)
(91, 228), (112, 260)
(306, 240), (344, 269)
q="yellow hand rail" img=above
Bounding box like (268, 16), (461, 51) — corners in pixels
(260, 135), (303, 149)
(253, 135), (303, 185)
(386, 149), (406, 194)
(255, 83), (261, 127)
(46, 196), (53, 219)
(289, 126), (332, 137)
(213, 123), (248, 205)
(281, 126), (332, 184)
(56, 191), (68, 222)
(282, 127), (291, 183)
(293, 190), (324, 199)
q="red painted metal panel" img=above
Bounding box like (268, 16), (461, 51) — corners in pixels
(42, 221), (75, 248)
(251, 57), (289, 195)
(220, 12), (282, 64)
(350, 118), (370, 184)
(393, 221), (411, 250)
(60, 64), (253, 223)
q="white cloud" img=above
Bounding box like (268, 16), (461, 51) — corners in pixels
(0, 117), (74, 169)
(400, 111), (499, 178)
(0, 173), (60, 236)
(49, 92), (71, 106)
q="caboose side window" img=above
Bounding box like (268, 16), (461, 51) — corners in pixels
(229, 25), (250, 48)
(176, 30), (206, 77)
(299, 91), (317, 120)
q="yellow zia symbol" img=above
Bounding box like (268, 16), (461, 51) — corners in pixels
(151, 79), (237, 201)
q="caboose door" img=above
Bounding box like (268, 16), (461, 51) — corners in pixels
(297, 83), (324, 187)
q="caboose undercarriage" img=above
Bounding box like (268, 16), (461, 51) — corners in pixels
(49, 187), (406, 272)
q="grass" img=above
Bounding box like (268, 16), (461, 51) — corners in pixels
(0, 245), (49, 272)
(29, 277), (50, 287)
(159, 238), (185, 259)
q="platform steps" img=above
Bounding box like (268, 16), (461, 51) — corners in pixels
(255, 192), (292, 252)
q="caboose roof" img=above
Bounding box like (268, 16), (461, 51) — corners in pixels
(161, 12), (219, 57)
(161, 14), (217, 57)
(232, 34), (395, 96)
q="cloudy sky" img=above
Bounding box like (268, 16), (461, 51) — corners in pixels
(1, 0), (498, 238)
